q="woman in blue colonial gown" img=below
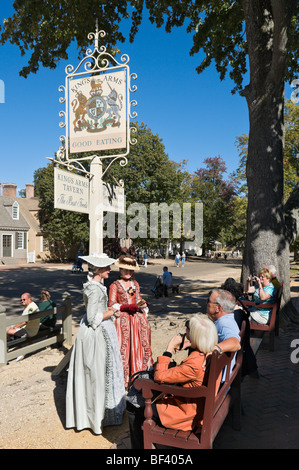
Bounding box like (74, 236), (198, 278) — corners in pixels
(66, 253), (126, 435)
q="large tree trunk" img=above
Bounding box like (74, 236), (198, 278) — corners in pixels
(241, 0), (298, 322)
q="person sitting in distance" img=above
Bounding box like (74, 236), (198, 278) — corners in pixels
(265, 264), (281, 289)
(7, 293), (39, 339)
(245, 268), (276, 325)
(39, 290), (57, 329)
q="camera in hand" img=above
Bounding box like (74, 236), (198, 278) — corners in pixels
(179, 333), (186, 350)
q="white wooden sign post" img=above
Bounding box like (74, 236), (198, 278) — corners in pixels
(89, 156), (103, 253)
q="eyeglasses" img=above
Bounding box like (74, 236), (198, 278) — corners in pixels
(21, 298), (26, 302)
(206, 299), (219, 305)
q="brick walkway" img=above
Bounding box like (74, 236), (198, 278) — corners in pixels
(214, 323), (299, 449)
(115, 322), (299, 450)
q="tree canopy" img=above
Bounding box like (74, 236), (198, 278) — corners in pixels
(186, 156), (244, 248)
(2, 1), (298, 88)
(106, 122), (187, 206)
(234, 99), (299, 201)
(0, 0), (131, 77)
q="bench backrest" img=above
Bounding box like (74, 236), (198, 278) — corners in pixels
(275, 282), (283, 310)
(267, 281), (283, 329)
(201, 320), (245, 424)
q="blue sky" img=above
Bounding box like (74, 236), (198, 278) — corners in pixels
(0, 4), (294, 194)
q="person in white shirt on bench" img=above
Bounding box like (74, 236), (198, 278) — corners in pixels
(7, 292), (39, 339)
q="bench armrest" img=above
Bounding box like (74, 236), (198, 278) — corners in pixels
(134, 378), (208, 400)
(134, 378), (209, 424)
(241, 300), (276, 309)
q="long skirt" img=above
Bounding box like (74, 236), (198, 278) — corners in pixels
(66, 320), (126, 434)
(66, 322), (106, 435)
(101, 319), (126, 426)
(115, 312), (154, 388)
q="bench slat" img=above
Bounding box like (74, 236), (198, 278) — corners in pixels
(7, 333), (65, 361)
(7, 326), (62, 349)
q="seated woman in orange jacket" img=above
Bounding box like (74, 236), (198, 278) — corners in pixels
(127, 314), (220, 448)
(154, 314), (219, 432)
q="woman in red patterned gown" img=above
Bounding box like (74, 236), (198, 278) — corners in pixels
(108, 255), (153, 387)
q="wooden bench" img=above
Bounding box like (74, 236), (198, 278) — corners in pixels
(167, 272), (180, 294)
(0, 291), (73, 366)
(152, 276), (180, 298)
(166, 283), (180, 295)
(134, 321), (245, 450)
(241, 282), (283, 352)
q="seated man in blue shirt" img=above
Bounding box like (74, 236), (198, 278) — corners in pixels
(206, 288), (241, 376)
(162, 266), (172, 297)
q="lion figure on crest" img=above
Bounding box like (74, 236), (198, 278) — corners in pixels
(72, 92), (88, 130)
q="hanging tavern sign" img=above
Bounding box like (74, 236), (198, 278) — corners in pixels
(54, 167), (125, 214)
(54, 167), (89, 214)
(52, 23), (137, 175)
(69, 71), (126, 154)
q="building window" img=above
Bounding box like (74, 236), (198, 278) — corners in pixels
(40, 236), (49, 252)
(12, 201), (19, 220)
(17, 232), (23, 249)
(15, 232), (27, 250)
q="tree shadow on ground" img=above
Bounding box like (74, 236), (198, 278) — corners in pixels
(0, 259), (243, 323)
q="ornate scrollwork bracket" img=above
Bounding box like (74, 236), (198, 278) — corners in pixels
(48, 20), (137, 185)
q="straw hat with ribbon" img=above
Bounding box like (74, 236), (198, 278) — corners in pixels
(114, 255), (140, 271)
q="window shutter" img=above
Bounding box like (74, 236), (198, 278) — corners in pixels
(15, 232), (19, 249)
(24, 232), (27, 249)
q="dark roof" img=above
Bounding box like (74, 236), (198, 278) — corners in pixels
(0, 196), (30, 231)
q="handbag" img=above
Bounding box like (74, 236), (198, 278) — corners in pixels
(126, 369), (155, 408)
(126, 360), (177, 408)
